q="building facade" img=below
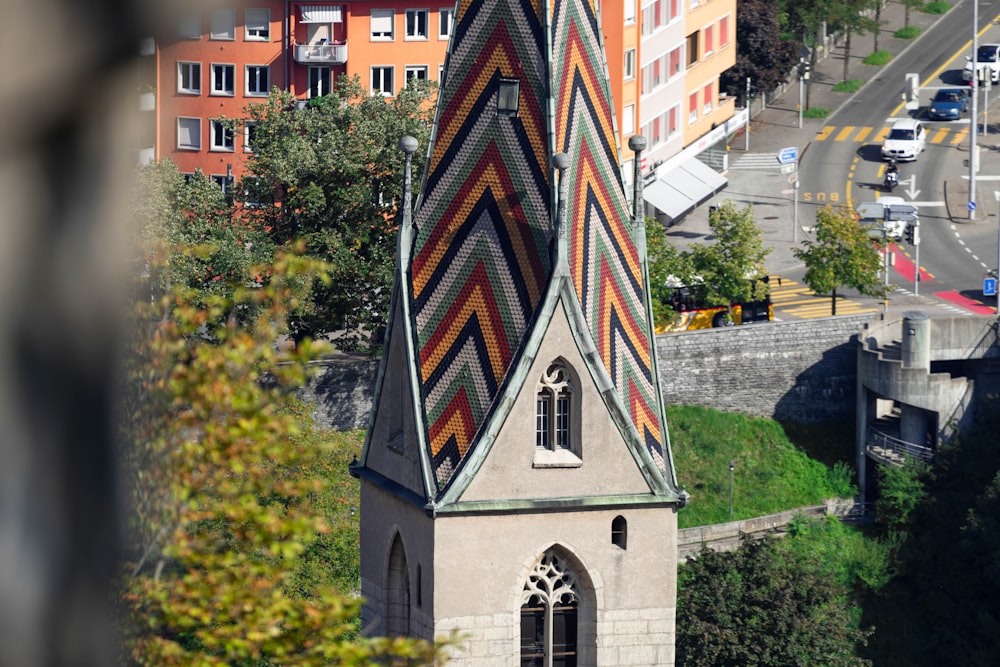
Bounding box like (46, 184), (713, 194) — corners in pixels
(137, 0), (737, 222)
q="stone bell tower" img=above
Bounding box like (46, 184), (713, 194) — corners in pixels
(351, 1), (688, 664)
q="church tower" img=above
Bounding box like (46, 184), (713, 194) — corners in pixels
(352, 0), (687, 664)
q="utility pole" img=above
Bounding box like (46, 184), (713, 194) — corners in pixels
(745, 77), (751, 151)
(970, 0), (980, 220)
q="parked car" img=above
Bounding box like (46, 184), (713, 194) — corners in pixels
(962, 43), (1000, 83)
(881, 119), (926, 162)
(927, 88), (969, 120)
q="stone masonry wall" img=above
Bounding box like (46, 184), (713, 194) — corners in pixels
(655, 315), (870, 423)
(300, 315), (872, 431)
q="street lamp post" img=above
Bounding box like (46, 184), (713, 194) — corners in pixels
(728, 461), (735, 519)
(970, 0), (980, 220)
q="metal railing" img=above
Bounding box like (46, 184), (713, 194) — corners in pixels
(867, 427), (933, 464)
(294, 43), (347, 64)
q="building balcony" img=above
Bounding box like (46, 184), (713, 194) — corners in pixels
(294, 43), (347, 65)
(139, 92), (155, 112)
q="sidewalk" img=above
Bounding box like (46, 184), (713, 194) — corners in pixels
(669, 0), (952, 318)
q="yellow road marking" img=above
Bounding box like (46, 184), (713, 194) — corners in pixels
(835, 126), (856, 141)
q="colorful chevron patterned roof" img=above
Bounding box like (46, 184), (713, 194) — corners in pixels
(409, 0), (667, 493)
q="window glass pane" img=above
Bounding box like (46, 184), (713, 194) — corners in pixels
(246, 8), (270, 40)
(520, 606), (545, 666)
(536, 397), (549, 448)
(177, 118), (200, 149)
(371, 9), (394, 39)
(439, 8), (454, 38)
(247, 66), (269, 95)
(405, 9), (427, 38)
(556, 395), (570, 449)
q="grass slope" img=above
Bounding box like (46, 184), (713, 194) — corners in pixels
(667, 405), (855, 528)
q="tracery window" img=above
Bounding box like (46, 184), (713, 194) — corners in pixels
(536, 362), (573, 451)
(520, 551), (579, 667)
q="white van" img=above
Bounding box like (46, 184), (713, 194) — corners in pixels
(856, 197), (917, 241)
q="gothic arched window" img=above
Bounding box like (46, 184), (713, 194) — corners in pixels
(520, 550), (579, 666)
(536, 361), (575, 452)
(611, 516), (628, 549)
(386, 535), (410, 637)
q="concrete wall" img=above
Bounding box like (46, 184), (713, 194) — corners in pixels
(302, 315), (874, 431)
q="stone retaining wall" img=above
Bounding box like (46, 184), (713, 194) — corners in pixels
(301, 315), (873, 431)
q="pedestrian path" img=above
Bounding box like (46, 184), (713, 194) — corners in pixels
(770, 275), (879, 319)
(813, 122), (969, 146)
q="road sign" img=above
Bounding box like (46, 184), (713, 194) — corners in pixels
(886, 204), (918, 222)
(969, 201), (977, 211)
(985, 277), (997, 296)
(777, 146), (798, 165)
(780, 162), (795, 174)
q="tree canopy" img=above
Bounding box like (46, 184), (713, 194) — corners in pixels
(236, 78), (434, 352)
(793, 205), (887, 315)
(720, 0), (800, 102)
(647, 200), (770, 326)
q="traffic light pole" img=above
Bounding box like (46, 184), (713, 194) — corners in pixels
(914, 221), (920, 296)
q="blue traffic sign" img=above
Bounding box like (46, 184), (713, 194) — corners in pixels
(777, 146), (798, 164)
(969, 201), (977, 211)
(985, 277), (997, 296)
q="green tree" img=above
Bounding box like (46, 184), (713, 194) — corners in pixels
(720, 0), (800, 103)
(831, 0), (880, 83)
(645, 217), (697, 326)
(689, 201), (771, 322)
(117, 247), (447, 665)
(874, 457), (927, 536)
(132, 160), (275, 310)
(677, 535), (872, 666)
(793, 205), (887, 316)
(900, 0), (924, 28)
(239, 78), (434, 353)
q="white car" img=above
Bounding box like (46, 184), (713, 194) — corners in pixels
(962, 44), (1000, 83)
(881, 119), (926, 162)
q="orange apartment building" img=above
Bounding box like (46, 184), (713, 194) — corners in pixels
(137, 0), (738, 223)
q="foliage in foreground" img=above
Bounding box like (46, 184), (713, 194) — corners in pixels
(117, 248), (445, 665)
(678, 522), (875, 666)
(864, 398), (1000, 665)
(667, 405), (856, 528)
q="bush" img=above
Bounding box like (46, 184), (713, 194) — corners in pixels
(894, 26), (922, 39)
(803, 106), (831, 119)
(833, 79), (863, 93)
(863, 50), (892, 66)
(923, 1), (951, 14)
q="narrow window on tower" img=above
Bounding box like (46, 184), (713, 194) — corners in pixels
(497, 78), (520, 117)
(534, 360), (580, 467)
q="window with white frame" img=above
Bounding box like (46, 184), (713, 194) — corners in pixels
(702, 82), (713, 114)
(669, 0), (680, 21)
(520, 551), (580, 666)
(439, 8), (454, 39)
(244, 121), (258, 153)
(372, 66), (395, 95)
(622, 104), (635, 136)
(669, 46), (682, 76)
(211, 174), (231, 192)
(650, 115), (662, 145)
(210, 9), (235, 39)
(668, 104), (679, 137)
(246, 65), (269, 96)
(624, 0), (636, 24)
(177, 62), (201, 94)
(210, 120), (234, 152)
(177, 117), (201, 150)
(438, 64), (445, 84)
(211, 64), (235, 95)
(535, 361), (577, 457)
(688, 91), (698, 123)
(371, 9), (394, 40)
(309, 66), (331, 97)
(640, 0), (669, 37)
(405, 9), (428, 39)
(178, 12), (201, 39)
(245, 8), (270, 41)
(624, 48), (635, 80)
(405, 65), (428, 86)
(719, 15), (730, 48)
(704, 23), (714, 56)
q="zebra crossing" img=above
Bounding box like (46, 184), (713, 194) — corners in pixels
(769, 275), (879, 319)
(730, 121), (971, 170)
